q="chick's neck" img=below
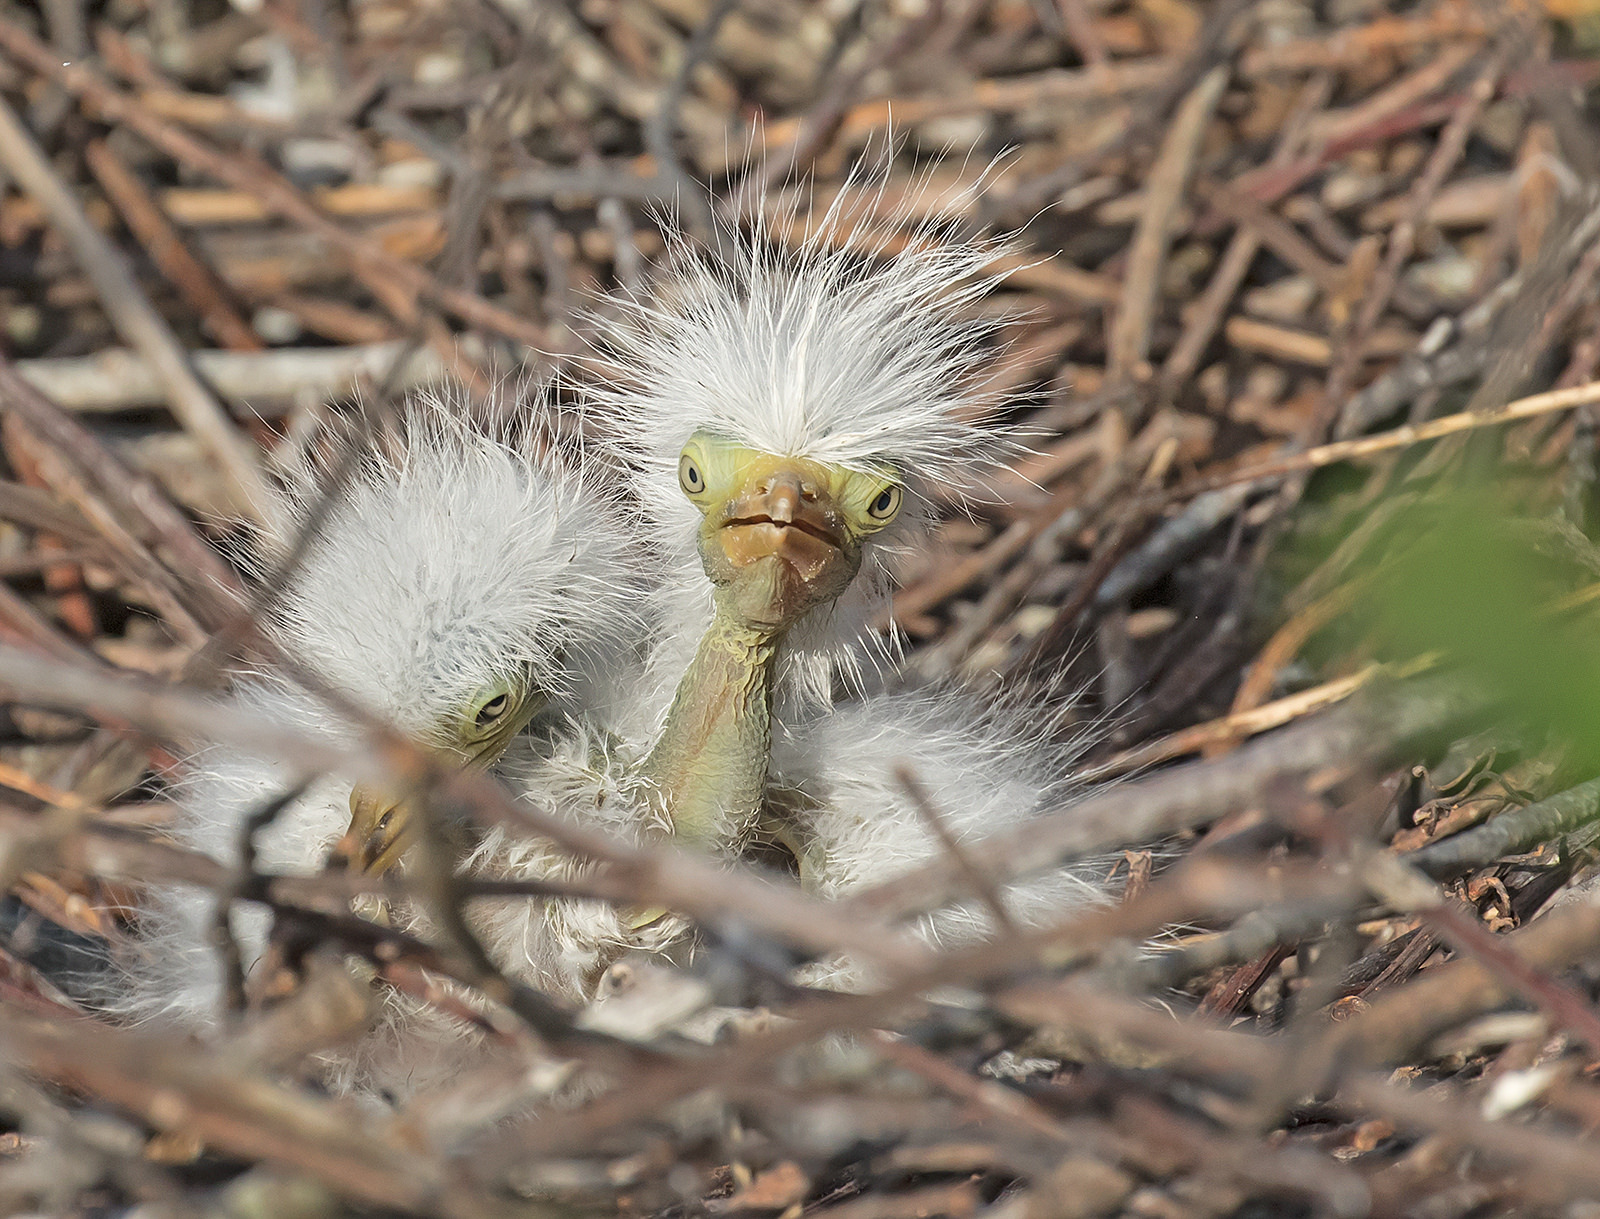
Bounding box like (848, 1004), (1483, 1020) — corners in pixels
(643, 555), (806, 848)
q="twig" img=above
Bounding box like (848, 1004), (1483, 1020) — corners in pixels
(0, 579), (93, 664)
(1177, 377), (1600, 499)
(0, 355), (245, 627)
(865, 1029), (1063, 1141)
(157, 182), (438, 225)
(1322, 47), (1507, 418)
(738, 4), (947, 203)
(1198, 178), (1352, 299)
(1094, 485), (1253, 608)
(893, 764), (1017, 936)
(1002, 0), (1253, 220)
(0, 760), (84, 809)
(14, 342), (448, 414)
(1361, 852), (1600, 1059)
(0, 18), (550, 352)
(757, 57), (1177, 163)
(1408, 777), (1600, 878)
(1307, 878), (1600, 1081)
(1123, 906), (1334, 999)
(643, 0), (735, 239)
(1053, 0), (1108, 68)
(0, 92), (269, 520)
(913, 500), (1092, 678)
(0, 1005), (529, 1219)
(1302, 40), (1480, 147)
(475, 857), (1356, 1171)
(1239, 11), (1483, 75)
(1011, 505), (1156, 676)
(1105, 66), (1228, 385)
(846, 679), (1476, 926)
(1223, 580), (1367, 728)
(914, 412), (1185, 675)
(1005, 980), (1600, 1204)
(1075, 667), (1379, 783)
(1158, 225), (1260, 399)
(82, 138), (262, 354)
(888, 518), (1033, 624)
(214, 783), (310, 1015)
(503, 0), (724, 169)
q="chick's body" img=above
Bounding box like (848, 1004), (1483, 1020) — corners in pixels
(770, 684), (1111, 989)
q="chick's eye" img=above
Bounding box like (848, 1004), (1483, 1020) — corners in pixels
(679, 453), (706, 496)
(475, 693), (509, 728)
(867, 484), (903, 521)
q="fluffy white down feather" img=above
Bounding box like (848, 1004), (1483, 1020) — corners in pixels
(770, 684), (1114, 991)
(263, 392), (643, 735)
(474, 723), (686, 996)
(119, 681), (349, 1028)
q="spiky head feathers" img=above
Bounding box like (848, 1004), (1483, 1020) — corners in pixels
(262, 390), (641, 743)
(603, 225), (1013, 542)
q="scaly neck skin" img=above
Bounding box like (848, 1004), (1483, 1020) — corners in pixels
(642, 601), (784, 846)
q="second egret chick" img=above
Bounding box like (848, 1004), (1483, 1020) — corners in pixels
(120, 391), (646, 1085)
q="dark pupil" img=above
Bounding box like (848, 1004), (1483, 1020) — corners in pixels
(875, 488), (894, 512)
(687, 463), (701, 488)
(477, 695), (507, 724)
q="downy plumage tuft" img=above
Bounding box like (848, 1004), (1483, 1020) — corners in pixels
(770, 680), (1117, 991)
(263, 386), (643, 737)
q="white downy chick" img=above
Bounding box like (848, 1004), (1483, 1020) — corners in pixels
(587, 178), (1113, 987)
(117, 389), (653, 1092)
(591, 187), (1012, 855)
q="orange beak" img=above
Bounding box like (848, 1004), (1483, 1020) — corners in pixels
(702, 455), (862, 630)
(716, 458), (845, 578)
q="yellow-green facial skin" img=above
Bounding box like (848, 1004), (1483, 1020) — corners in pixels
(339, 678), (544, 875)
(638, 432), (905, 848)
(676, 431), (903, 631)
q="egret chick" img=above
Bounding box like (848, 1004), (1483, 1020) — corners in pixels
(601, 202), (1014, 854)
(120, 390), (645, 1086)
(596, 189), (1115, 986)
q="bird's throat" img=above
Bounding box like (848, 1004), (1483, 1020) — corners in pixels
(642, 609), (783, 848)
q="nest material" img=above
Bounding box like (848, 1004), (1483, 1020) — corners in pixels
(3, 1), (1600, 1215)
